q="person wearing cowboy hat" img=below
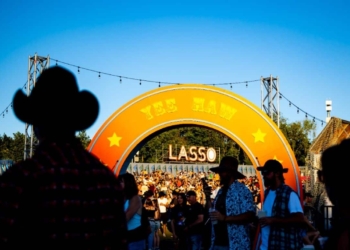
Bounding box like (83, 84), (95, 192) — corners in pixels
(205, 156), (255, 250)
(257, 159), (305, 250)
(0, 66), (127, 249)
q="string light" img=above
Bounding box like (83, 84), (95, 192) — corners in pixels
(3, 57), (322, 126)
(158, 82), (161, 87)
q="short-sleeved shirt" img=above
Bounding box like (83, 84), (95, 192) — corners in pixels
(211, 180), (256, 249)
(260, 190), (303, 250)
(186, 202), (204, 235)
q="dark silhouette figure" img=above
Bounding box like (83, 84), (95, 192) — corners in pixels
(0, 66), (127, 249)
(321, 139), (350, 250)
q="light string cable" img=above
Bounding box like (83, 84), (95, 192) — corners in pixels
(279, 92), (326, 126)
(52, 57), (326, 126)
(0, 81), (27, 119)
(51, 57), (260, 87)
(1, 58), (326, 126)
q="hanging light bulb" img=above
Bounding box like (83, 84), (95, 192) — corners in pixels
(120, 77), (122, 84)
(246, 81), (248, 87)
(140, 80), (142, 85)
(305, 113), (308, 118)
(289, 102), (291, 107)
(98, 72), (101, 78)
(11, 103), (13, 108)
(279, 95), (282, 99)
(321, 121), (324, 126)
(297, 109), (299, 114)
(78, 67), (80, 73)
(158, 82), (161, 87)
(230, 83), (232, 89)
(6, 109), (8, 113)
(56, 60), (58, 66)
(313, 117), (315, 122)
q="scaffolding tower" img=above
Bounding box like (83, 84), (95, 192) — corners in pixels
(24, 54), (50, 160)
(261, 75), (280, 127)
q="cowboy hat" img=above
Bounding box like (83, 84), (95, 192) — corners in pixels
(257, 159), (288, 174)
(210, 156), (246, 179)
(13, 66), (99, 131)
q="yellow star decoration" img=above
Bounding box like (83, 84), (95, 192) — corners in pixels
(108, 133), (122, 147)
(252, 129), (266, 143)
(273, 156), (283, 163)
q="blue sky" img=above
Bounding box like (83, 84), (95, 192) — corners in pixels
(1, 0), (349, 140)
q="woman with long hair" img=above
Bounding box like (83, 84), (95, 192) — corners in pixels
(170, 193), (189, 249)
(118, 173), (145, 250)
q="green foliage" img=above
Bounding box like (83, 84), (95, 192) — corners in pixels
(76, 130), (91, 149)
(278, 116), (317, 166)
(138, 126), (252, 164)
(0, 132), (25, 162)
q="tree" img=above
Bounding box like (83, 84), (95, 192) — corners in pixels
(0, 134), (13, 160)
(11, 132), (25, 162)
(278, 117), (316, 166)
(76, 130), (91, 149)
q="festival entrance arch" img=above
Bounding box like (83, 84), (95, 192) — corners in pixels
(88, 84), (302, 197)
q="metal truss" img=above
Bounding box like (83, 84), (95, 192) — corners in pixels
(261, 75), (280, 127)
(24, 54), (50, 160)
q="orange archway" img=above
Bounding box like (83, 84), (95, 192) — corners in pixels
(88, 84), (302, 198)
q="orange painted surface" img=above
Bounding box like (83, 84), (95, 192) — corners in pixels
(88, 84), (302, 197)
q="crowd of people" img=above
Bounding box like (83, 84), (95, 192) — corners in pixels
(132, 170), (261, 208)
(0, 66), (348, 250)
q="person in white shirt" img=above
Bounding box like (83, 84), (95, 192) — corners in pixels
(158, 191), (169, 237)
(257, 160), (305, 250)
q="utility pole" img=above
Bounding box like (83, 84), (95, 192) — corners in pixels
(261, 75), (280, 127)
(24, 54), (50, 160)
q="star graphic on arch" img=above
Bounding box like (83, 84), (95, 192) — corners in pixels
(273, 156), (283, 163)
(252, 129), (266, 143)
(108, 133), (122, 147)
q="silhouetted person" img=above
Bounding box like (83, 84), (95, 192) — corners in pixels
(0, 66), (127, 249)
(321, 138), (350, 250)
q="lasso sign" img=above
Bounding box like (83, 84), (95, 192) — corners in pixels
(168, 144), (217, 162)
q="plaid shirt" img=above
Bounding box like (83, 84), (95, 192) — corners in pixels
(0, 139), (127, 249)
(265, 184), (303, 250)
